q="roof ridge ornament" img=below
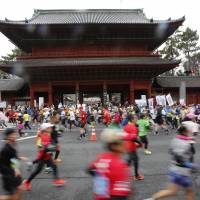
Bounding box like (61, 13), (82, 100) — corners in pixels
(34, 9), (39, 14)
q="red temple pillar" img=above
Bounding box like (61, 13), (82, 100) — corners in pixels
(48, 82), (53, 106)
(130, 81), (134, 104)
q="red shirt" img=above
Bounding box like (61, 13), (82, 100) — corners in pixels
(80, 110), (87, 124)
(8, 110), (14, 119)
(123, 123), (138, 152)
(37, 132), (52, 160)
(103, 110), (111, 124)
(89, 152), (131, 200)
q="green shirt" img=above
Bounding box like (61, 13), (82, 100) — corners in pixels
(137, 119), (150, 137)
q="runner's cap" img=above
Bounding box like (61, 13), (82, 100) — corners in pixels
(100, 128), (124, 144)
(40, 123), (53, 131)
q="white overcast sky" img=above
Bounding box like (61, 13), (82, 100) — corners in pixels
(0, 0), (199, 57)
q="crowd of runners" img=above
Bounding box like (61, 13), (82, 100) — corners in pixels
(0, 102), (200, 200)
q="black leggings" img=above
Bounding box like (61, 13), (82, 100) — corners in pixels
(18, 129), (24, 137)
(24, 121), (31, 129)
(28, 158), (58, 182)
(54, 150), (60, 160)
(127, 151), (139, 177)
(0, 121), (7, 128)
(111, 196), (128, 200)
(69, 120), (76, 130)
(140, 136), (148, 150)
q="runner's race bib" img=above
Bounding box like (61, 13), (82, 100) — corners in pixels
(94, 174), (110, 198)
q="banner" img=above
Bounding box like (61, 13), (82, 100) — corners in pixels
(156, 96), (162, 105)
(180, 99), (185, 106)
(148, 98), (154, 109)
(58, 102), (63, 109)
(135, 99), (146, 107)
(141, 95), (147, 101)
(141, 95), (147, 106)
(166, 94), (174, 106)
(39, 97), (44, 108)
(0, 101), (7, 108)
(160, 95), (166, 106)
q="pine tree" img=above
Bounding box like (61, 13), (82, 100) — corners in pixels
(0, 48), (24, 79)
(177, 27), (200, 75)
(0, 48), (24, 63)
(160, 30), (180, 75)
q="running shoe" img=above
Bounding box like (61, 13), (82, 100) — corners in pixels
(24, 133), (28, 136)
(23, 180), (31, 191)
(134, 174), (144, 181)
(44, 167), (52, 173)
(153, 131), (158, 135)
(144, 150), (152, 155)
(53, 179), (66, 186)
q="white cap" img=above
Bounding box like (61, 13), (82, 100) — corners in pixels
(100, 129), (124, 144)
(182, 121), (199, 134)
(40, 123), (54, 131)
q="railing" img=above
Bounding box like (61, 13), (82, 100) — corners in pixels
(17, 50), (159, 60)
(160, 74), (200, 77)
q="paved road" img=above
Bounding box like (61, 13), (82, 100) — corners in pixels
(0, 126), (200, 200)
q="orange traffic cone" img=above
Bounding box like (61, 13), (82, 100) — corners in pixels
(89, 126), (97, 141)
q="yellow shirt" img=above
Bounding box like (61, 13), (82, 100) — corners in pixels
(23, 114), (29, 122)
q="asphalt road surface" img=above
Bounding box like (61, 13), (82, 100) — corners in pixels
(0, 125), (200, 200)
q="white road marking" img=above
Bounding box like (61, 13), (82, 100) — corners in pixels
(0, 135), (36, 142)
(17, 135), (37, 141)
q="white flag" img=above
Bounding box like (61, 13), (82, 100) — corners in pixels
(39, 97), (44, 108)
(160, 95), (166, 106)
(156, 96), (162, 105)
(148, 98), (154, 109)
(180, 99), (185, 106)
(166, 94), (174, 106)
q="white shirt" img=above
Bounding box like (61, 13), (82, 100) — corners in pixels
(0, 111), (8, 122)
(61, 110), (66, 118)
(69, 111), (75, 121)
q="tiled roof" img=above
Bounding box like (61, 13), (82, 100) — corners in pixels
(157, 76), (200, 88)
(0, 78), (24, 91)
(0, 9), (184, 25)
(0, 57), (180, 68)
